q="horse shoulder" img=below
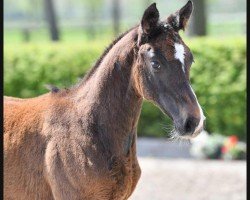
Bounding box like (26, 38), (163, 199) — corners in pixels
(4, 94), (55, 200)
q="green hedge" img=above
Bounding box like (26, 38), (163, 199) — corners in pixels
(4, 37), (246, 140)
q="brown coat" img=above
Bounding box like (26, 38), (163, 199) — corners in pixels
(4, 28), (142, 200)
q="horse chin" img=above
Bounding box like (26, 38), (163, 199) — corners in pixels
(170, 132), (194, 140)
(157, 104), (203, 140)
(192, 127), (204, 137)
(171, 127), (203, 140)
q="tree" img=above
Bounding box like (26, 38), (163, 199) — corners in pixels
(43, 0), (60, 41)
(187, 0), (207, 36)
(84, 0), (103, 39)
(112, 0), (121, 37)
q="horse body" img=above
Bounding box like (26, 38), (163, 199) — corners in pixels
(4, 28), (142, 200)
(4, 1), (205, 199)
(4, 94), (142, 199)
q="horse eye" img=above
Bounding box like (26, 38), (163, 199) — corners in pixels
(150, 61), (160, 70)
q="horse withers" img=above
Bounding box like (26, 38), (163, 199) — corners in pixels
(4, 1), (205, 199)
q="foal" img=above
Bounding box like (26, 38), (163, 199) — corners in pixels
(4, 1), (205, 199)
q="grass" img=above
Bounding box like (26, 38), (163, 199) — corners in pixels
(4, 27), (115, 44)
(4, 22), (245, 44)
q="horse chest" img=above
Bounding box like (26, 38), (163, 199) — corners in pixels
(97, 151), (141, 199)
(90, 133), (141, 199)
(46, 134), (141, 199)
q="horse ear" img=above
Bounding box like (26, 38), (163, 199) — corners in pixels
(140, 3), (159, 34)
(166, 0), (193, 31)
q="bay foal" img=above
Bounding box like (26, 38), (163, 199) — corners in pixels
(4, 1), (205, 199)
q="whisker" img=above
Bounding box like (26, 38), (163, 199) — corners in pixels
(166, 129), (192, 148)
(160, 123), (174, 137)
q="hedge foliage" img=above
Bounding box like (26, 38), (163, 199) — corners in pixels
(4, 37), (246, 140)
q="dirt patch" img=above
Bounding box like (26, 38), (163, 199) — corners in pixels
(130, 158), (246, 200)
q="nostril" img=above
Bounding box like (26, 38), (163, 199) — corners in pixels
(184, 119), (193, 133)
(184, 117), (199, 134)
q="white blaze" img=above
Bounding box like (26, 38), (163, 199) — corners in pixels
(174, 43), (185, 72)
(189, 85), (206, 135)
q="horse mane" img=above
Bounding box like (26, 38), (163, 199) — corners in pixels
(48, 26), (138, 94)
(79, 26), (137, 85)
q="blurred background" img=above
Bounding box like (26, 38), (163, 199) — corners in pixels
(4, 0), (246, 199)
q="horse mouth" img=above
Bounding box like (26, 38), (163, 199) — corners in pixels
(169, 123), (204, 140)
(156, 102), (204, 140)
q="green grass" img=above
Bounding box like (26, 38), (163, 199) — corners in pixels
(4, 21), (245, 44)
(208, 22), (246, 36)
(4, 27), (115, 44)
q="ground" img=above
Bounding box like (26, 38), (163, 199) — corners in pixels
(129, 138), (246, 200)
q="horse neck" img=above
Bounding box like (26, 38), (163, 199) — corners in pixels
(75, 28), (143, 155)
